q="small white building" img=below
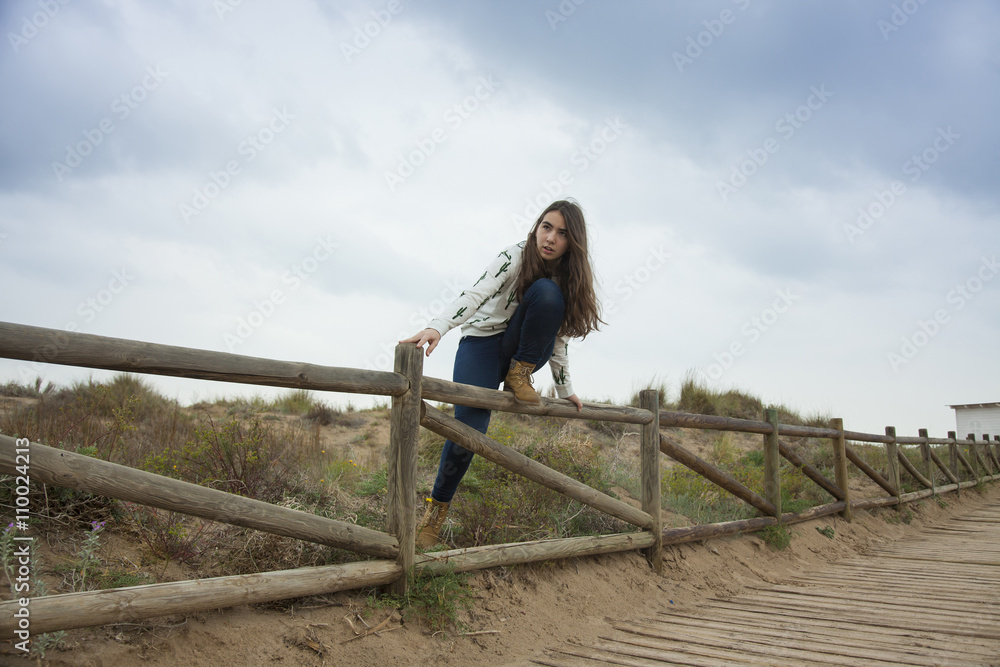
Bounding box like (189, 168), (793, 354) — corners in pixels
(949, 402), (1000, 439)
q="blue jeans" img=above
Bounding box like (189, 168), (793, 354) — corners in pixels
(430, 278), (565, 502)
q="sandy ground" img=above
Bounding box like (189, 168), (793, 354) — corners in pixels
(19, 485), (998, 666)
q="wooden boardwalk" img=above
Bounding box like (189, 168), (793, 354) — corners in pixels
(536, 500), (1000, 666)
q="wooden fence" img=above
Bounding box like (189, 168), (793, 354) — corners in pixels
(0, 320), (997, 636)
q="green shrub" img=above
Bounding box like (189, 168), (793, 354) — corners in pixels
(758, 524), (791, 549)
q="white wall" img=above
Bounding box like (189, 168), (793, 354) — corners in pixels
(954, 405), (1000, 440)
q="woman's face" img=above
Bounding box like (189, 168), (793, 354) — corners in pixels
(535, 210), (569, 263)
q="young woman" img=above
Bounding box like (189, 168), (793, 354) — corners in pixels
(400, 199), (604, 548)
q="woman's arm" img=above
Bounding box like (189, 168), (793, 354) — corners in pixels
(548, 335), (581, 411)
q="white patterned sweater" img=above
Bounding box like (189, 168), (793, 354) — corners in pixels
(427, 242), (574, 399)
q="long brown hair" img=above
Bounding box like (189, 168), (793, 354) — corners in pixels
(516, 200), (604, 339)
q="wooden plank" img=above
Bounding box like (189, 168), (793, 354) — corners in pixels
(612, 618), (912, 666)
(706, 598), (1000, 640)
(653, 609), (999, 657)
(619, 617), (986, 667)
(742, 590), (1000, 623)
(756, 585), (1000, 617)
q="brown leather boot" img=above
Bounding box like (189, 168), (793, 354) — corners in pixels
(503, 359), (539, 404)
(416, 498), (450, 549)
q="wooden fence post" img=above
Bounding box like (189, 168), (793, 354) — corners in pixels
(640, 389), (662, 573)
(885, 426), (901, 504)
(966, 434), (979, 482)
(763, 409), (781, 519)
(387, 343), (423, 595)
(993, 436), (1000, 471)
(982, 434), (994, 475)
(919, 428), (934, 496)
(948, 431), (960, 494)
(831, 417), (851, 521)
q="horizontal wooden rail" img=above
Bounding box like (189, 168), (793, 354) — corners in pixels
(657, 409), (895, 444)
(421, 376), (653, 424)
(416, 532), (656, 574)
(843, 430), (894, 444)
(659, 500), (847, 546)
(658, 410), (772, 434)
(659, 434), (776, 516)
(419, 401), (655, 530)
(0, 560), (401, 636)
(0, 320), (408, 397)
(0, 435), (399, 559)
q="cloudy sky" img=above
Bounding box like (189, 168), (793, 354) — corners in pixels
(1, 0), (998, 439)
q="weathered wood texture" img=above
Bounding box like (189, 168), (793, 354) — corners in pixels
(421, 376), (653, 424)
(919, 428), (936, 493)
(658, 501), (847, 547)
(0, 320), (408, 396)
(885, 426), (901, 501)
(386, 344), (422, 594)
(763, 409), (781, 517)
(658, 434), (777, 517)
(419, 402), (655, 530)
(831, 418), (852, 520)
(0, 435), (398, 559)
(0, 560), (401, 635)
(416, 532), (656, 575)
(639, 389), (662, 572)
